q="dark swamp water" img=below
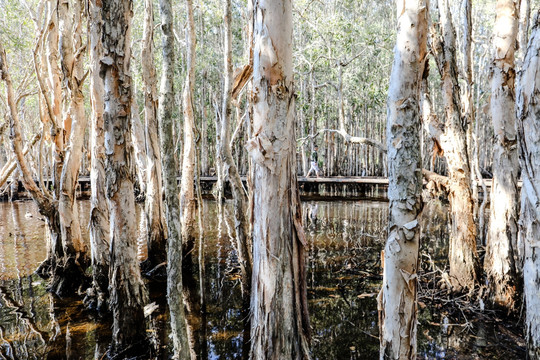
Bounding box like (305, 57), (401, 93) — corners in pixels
(0, 199), (526, 359)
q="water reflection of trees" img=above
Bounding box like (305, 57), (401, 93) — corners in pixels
(304, 201), (387, 359)
(0, 276), (112, 360)
(0, 199), (526, 359)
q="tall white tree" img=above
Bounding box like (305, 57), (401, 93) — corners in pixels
(247, 0), (311, 358)
(517, 10), (540, 359)
(485, 0), (521, 311)
(378, 0), (428, 358)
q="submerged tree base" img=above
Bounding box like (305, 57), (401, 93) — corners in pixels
(140, 259), (168, 282)
(35, 256), (90, 298)
(106, 338), (153, 360)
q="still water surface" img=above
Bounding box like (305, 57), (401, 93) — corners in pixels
(0, 199), (525, 359)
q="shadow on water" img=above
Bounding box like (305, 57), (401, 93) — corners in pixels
(0, 199), (526, 359)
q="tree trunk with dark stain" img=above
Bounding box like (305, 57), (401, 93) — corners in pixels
(142, 0), (167, 270)
(158, 0), (191, 357)
(100, 0), (148, 356)
(87, 0), (111, 313)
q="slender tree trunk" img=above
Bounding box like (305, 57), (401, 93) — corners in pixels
(247, 0), (311, 358)
(180, 1), (203, 358)
(181, 0), (198, 260)
(431, 0), (479, 292)
(517, 11), (540, 359)
(45, 0), (65, 198)
(378, 1), (427, 359)
(55, 0), (89, 296)
(100, 0), (148, 355)
(87, 0), (110, 313)
(31, 0), (67, 282)
(131, 98), (148, 199)
(485, 0), (521, 312)
(461, 0), (486, 241)
(158, 0), (191, 357)
(222, 0), (252, 356)
(1, 30), (85, 298)
(142, 0), (167, 269)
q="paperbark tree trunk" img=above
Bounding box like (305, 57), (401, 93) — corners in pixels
(32, 0), (68, 283)
(131, 98), (148, 199)
(181, 1), (203, 358)
(247, 0), (311, 358)
(222, 0), (252, 356)
(100, 0), (148, 355)
(431, 0), (479, 292)
(158, 0), (191, 358)
(378, 1), (427, 359)
(222, 0), (251, 291)
(0, 134), (40, 188)
(87, 0), (110, 313)
(485, 0), (521, 312)
(1, 27), (87, 299)
(142, 0), (167, 269)
(45, 0), (65, 197)
(181, 0), (197, 261)
(56, 0), (88, 296)
(461, 0), (487, 240)
(516, 11), (540, 359)
(0, 40), (56, 229)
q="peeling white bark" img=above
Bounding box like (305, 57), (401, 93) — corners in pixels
(485, 0), (521, 311)
(131, 99), (147, 197)
(248, 1), (311, 358)
(431, 0), (479, 292)
(378, 1), (427, 359)
(100, 0), (147, 354)
(58, 0), (87, 270)
(517, 11), (540, 359)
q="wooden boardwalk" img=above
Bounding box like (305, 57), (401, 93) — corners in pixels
(4, 175), (499, 201)
(12, 175), (497, 187)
